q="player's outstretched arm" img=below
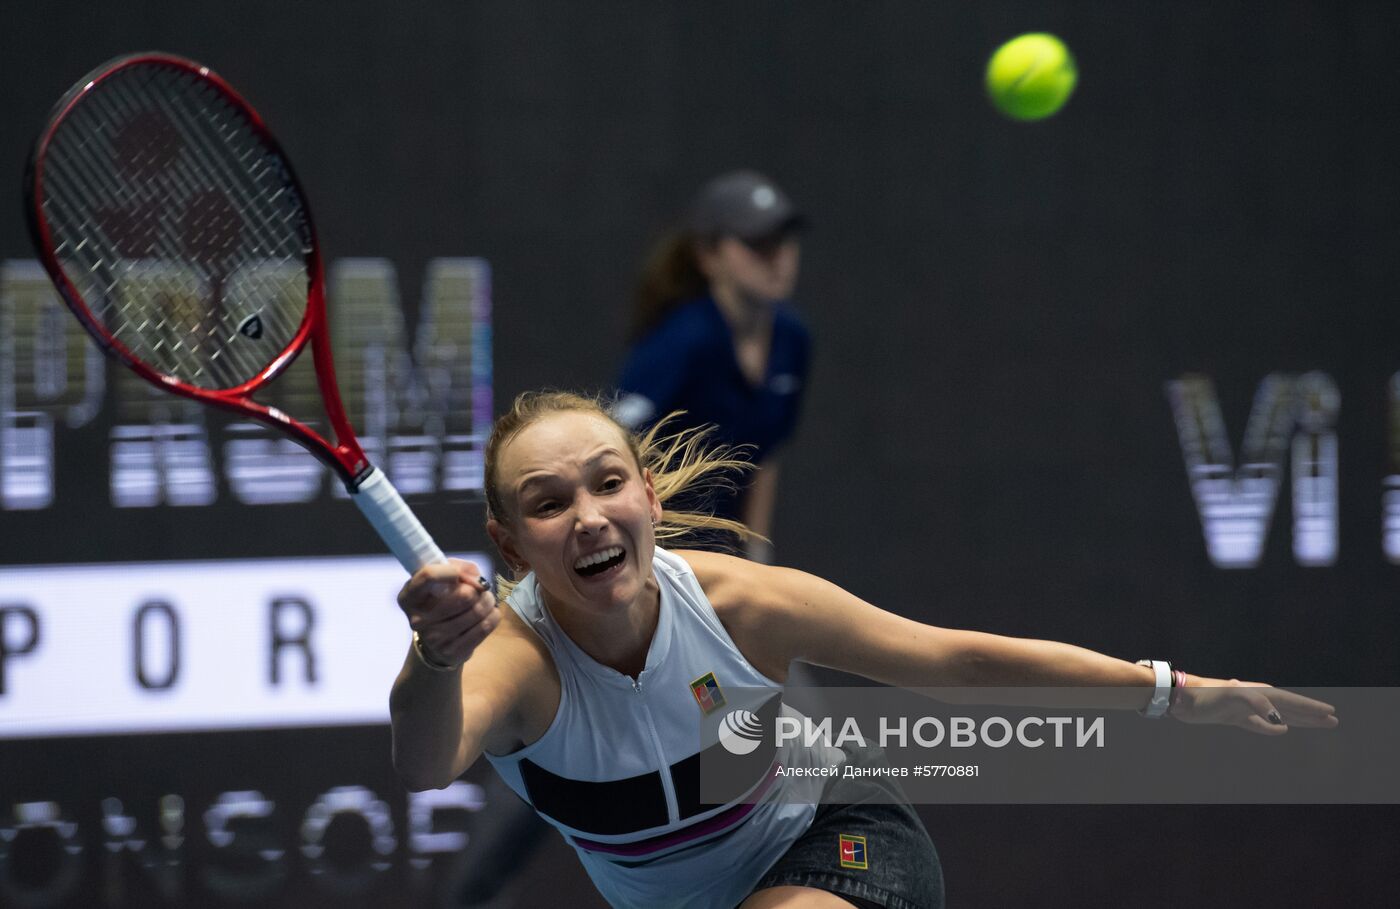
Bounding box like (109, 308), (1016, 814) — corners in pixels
(688, 551), (1337, 735)
(388, 559), (541, 790)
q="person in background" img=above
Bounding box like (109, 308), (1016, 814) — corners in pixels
(613, 170), (810, 564)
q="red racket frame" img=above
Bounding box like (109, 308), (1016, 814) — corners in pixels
(25, 52), (370, 488)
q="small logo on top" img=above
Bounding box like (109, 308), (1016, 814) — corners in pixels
(690, 672), (726, 715)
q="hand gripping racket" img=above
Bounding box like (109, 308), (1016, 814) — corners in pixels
(23, 52), (445, 573)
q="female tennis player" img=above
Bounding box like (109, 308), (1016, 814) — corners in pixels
(389, 391), (1337, 909)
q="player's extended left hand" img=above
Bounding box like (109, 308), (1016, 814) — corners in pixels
(1170, 678), (1338, 735)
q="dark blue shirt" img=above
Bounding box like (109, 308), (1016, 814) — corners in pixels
(613, 296), (810, 522)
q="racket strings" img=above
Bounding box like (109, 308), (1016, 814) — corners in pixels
(40, 62), (310, 391)
(99, 70), (305, 376)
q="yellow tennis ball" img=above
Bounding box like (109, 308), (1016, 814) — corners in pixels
(985, 33), (1077, 121)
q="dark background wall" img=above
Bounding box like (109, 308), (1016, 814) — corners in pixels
(3, 2), (1399, 907)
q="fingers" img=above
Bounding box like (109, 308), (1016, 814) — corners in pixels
(399, 559), (494, 619)
(421, 591), (498, 638)
(1243, 689), (1284, 727)
(424, 605), (503, 666)
(1269, 688), (1340, 728)
(1289, 712), (1340, 729)
(1237, 691), (1288, 733)
(415, 582), (497, 632)
(398, 559), (501, 666)
(399, 562), (479, 611)
(1219, 682), (1340, 732)
(398, 561), (462, 606)
(1241, 714), (1289, 736)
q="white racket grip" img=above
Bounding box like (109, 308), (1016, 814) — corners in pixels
(351, 467), (447, 572)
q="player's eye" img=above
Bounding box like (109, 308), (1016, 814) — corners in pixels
(599, 476), (624, 493)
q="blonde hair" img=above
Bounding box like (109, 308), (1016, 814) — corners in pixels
(484, 390), (761, 596)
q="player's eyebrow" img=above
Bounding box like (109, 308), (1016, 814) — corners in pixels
(515, 448), (628, 497)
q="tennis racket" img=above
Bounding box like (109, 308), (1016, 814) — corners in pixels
(23, 51), (445, 573)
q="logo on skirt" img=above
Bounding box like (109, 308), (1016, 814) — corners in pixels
(839, 833), (868, 870)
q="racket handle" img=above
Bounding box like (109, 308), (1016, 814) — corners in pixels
(351, 467), (448, 571)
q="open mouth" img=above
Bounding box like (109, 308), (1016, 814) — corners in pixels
(574, 545), (625, 578)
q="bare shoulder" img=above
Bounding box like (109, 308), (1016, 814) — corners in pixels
(474, 605), (554, 677)
(673, 549), (780, 612)
(467, 605), (560, 753)
(673, 549), (791, 681)
(672, 550), (950, 686)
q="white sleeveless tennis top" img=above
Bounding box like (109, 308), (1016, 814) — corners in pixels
(485, 548), (830, 909)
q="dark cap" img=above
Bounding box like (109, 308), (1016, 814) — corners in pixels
(686, 170), (804, 240)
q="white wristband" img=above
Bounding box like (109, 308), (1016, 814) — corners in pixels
(1136, 659), (1172, 719)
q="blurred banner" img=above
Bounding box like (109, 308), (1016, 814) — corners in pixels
(0, 554), (491, 738)
(0, 256), (498, 908)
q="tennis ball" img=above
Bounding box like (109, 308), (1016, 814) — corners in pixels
(985, 33), (1077, 121)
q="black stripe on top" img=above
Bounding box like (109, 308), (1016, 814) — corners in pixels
(520, 693), (784, 836)
(673, 693), (782, 819)
(519, 760), (670, 836)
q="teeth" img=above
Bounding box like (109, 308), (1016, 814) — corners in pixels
(574, 546), (623, 570)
